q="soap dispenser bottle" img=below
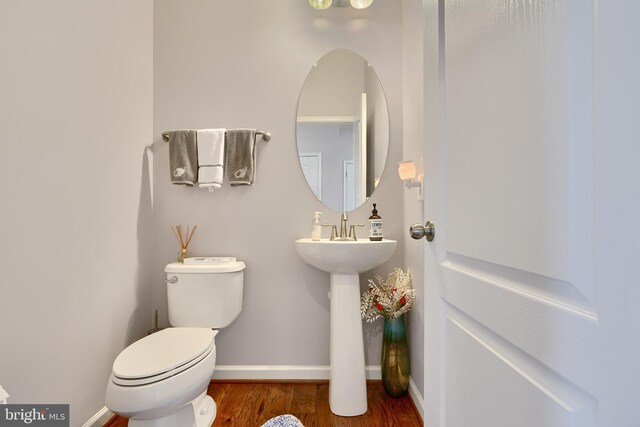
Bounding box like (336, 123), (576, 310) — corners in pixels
(311, 212), (323, 241)
(369, 204), (383, 241)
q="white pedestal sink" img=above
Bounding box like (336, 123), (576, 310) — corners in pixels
(294, 238), (397, 416)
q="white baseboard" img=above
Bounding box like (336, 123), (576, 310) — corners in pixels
(408, 376), (425, 420)
(82, 406), (112, 427)
(213, 365), (382, 380)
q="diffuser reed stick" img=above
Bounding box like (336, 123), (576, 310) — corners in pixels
(171, 224), (197, 262)
(185, 225), (198, 248)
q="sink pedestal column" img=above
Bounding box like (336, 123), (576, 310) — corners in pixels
(294, 238), (397, 416)
(329, 273), (367, 416)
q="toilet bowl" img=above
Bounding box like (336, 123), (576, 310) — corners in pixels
(105, 259), (245, 427)
(105, 328), (218, 427)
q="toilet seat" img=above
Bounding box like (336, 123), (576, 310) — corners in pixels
(112, 328), (215, 387)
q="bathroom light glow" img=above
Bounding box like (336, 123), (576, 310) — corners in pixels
(309, 0), (333, 9)
(309, 0), (374, 9)
(350, 0), (374, 9)
(398, 161), (423, 202)
(398, 161), (417, 181)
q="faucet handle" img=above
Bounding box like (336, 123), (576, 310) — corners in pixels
(348, 224), (366, 241)
(322, 224), (338, 240)
(341, 212), (348, 221)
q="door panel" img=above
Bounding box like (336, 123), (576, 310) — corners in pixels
(442, 261), (597, 392)
(446, 307), (596, 427)
(445, 0), (570, 283)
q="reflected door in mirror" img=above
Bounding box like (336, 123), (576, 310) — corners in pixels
(299, 152), (322, 200)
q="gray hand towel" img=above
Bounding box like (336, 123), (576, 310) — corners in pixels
(167, 129), (198, 186)
(226, 129), (257, 186)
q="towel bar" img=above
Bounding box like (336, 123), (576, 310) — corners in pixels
(162, 130), (271, 142)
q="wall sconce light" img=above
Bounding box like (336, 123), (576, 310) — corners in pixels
(398, 160), (423, 201)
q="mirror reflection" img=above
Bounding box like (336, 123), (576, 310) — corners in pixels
(296, 49), (389, 212)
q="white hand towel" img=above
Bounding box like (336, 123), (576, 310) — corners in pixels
(197, 129), (226, 190)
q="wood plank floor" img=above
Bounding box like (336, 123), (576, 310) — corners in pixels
(104, 381), (423, 427)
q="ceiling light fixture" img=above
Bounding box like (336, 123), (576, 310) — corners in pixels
(350, 0), (374, 9)
(309, 0), (332, 9)
(309, 0), (374, 9)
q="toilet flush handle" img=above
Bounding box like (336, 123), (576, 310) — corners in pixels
(165, 276), (178, 284)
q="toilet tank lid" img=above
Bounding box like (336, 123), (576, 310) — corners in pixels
(165, 258), (246, 273)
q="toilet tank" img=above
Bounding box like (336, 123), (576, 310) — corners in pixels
(165, 258), (245, 328)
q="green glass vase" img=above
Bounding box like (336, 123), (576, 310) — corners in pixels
(381, 315), (410, 397)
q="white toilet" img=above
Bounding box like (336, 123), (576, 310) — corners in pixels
(105, 257), (245, 427)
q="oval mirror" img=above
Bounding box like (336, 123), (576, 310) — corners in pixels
(296, 49), (389, 212)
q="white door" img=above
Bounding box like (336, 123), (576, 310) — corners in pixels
(299, 153), (322, 200)
(343, 160), (355, 212)
(421, 1), (640, 426)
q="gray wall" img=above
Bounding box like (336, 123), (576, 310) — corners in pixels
(297, 49), (365, 118)
(0, 1), (153, 424)
(402, 0), (426, 398)
(153, 0), (404, 368)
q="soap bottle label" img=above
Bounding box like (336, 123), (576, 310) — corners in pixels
(369, 219), (383, 238)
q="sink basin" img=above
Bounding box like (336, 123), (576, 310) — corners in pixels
(294, 238), (397, 274)
(294, 238), (397, 416)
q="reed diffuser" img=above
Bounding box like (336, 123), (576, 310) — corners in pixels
(171, 224), (197, 262)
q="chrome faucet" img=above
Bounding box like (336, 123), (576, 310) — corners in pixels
(322, 213), (365, 241)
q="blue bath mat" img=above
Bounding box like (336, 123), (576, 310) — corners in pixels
(260, 414), (304, 427)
